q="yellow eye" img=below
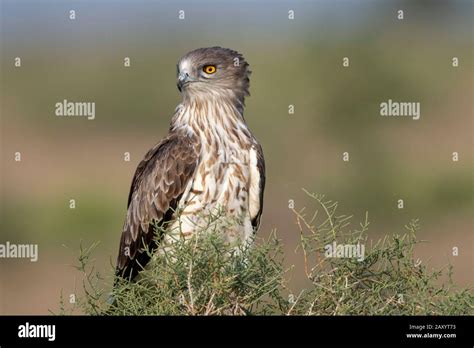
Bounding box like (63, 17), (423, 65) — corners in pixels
(203, 65), (216, 74)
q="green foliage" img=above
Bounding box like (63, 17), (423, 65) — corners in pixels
(289, 191), (473, 315)
(108, 230), (286, 315)
(58, 192), (473, 315)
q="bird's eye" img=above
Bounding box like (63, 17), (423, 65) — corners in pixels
(203, 65), (217, 74)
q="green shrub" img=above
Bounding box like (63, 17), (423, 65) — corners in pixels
(57, 191), (473, 315)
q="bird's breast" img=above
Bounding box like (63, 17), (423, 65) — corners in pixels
(189, 135), (251, 211)
(163, 134), (254, 246)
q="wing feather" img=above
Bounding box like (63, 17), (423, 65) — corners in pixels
(250, 141), (266, 231)
(116, 132), (199, 280)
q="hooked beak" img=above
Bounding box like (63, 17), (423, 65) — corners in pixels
(177, 72), (191, 92)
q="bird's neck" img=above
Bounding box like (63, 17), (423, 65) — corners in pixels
(170, 92), (251, 142)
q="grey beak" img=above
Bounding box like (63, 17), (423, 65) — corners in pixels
(177, 72), (190, 92)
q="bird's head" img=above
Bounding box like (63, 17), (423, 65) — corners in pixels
(177, 47), (251, 104)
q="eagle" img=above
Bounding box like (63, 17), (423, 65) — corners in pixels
(115, 47), (265, 280)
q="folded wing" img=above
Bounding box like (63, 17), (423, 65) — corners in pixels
(116, 132), (199, 280)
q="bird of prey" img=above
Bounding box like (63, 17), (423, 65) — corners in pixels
(115, 47), (265, 280)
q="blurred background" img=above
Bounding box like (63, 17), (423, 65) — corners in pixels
(1, 0), (472, 314)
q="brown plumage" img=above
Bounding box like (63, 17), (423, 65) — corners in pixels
(116, 133), (200, 279)
(116, 47), (265, 280)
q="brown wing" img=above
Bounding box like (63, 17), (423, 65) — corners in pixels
(116, 132), (199, 280)
(251, 141), (266, 231)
